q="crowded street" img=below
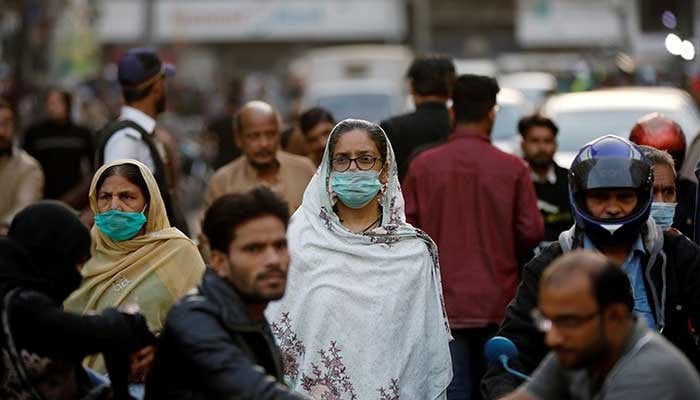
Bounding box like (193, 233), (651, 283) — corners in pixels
(2, 1), (700, 399)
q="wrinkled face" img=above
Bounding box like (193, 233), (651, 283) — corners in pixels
(652, 164), (677, 203)
(305, 121), (333, 166)
(213, 215), (289, 301)
(585, 189), (638, 219)
(97, 175), (147, 213)
(237, 113), (280, 169)
(46, 91), (68, 122)
(522, 126), (557, 169)
(0, 108), (14, 153)
(539, 275), (607, 369)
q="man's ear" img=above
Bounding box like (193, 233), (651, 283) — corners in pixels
(209, 249), (229, 280)
(604, 303), (631, 325)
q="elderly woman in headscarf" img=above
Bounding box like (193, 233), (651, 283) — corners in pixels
(0, 201), (154, 400)
(65, 159), (205, 374)
(266, 119), (452, 400)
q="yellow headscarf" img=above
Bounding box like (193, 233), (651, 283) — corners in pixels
(65, 158), (204, 333)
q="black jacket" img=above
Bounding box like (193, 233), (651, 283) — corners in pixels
(380, 101), (450, 182)
(481, 222), (700, 399)
(145, 269), (308, 400)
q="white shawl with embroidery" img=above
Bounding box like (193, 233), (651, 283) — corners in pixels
(266, 121), (452, 400)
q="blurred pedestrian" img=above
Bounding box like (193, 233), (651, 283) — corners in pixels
(266, 119), (452, 399)
(403, 75), (544, 400)
(629, 113), (696, 236)
(1, 201), (155, 400)
(95, 48), (189, 235)
(638, 145), (680, 232)
(205, 79), (243, 170)
(65, 160), (204, 376)
(23, 88), (94, 210)
(0, 99), (43, 234)
(380, 55), (455, 182)
(502, 251), (700, 400)
(204, 101), (315, 213)
(482, 136), (700, 399)
(298, 106), (334, 167)
(145, 188), (309, 399)
(518, 115), (573, 243)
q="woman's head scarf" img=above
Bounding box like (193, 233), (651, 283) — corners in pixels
(6, 201), (90, 302)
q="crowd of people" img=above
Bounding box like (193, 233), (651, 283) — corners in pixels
(2, 47), (700, 400)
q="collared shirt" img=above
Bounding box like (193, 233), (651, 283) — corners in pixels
(0, 148), (44, 225)
(103, 106), (157, 171)
(530, 165), (557, 184)
(584, 235), (655, 328)
(403, 127), (544, 328)
(204, 150), (316, 213)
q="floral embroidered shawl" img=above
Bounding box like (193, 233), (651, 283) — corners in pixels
(265, 121), (452, 400)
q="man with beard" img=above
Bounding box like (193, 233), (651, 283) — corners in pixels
(95, 48), (188, 233)
(0, 99), (43, 234)
(205, 101), (315, 213)
(519, 115), (572, 243)
(145, 188), (309, 399)
(501, 250), (700, 400)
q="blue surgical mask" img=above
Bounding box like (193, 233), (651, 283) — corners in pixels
(331, 170), (382, 209)
(650, 202), (676, 230)
(94, 208), (147, 241)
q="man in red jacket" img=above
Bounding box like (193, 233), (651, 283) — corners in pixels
(403, 74), (544, 400)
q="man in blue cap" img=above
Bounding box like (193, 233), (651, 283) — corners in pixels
(95, 48), (187, 233)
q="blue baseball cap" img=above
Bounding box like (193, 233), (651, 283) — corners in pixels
(117, 48), (175, 87)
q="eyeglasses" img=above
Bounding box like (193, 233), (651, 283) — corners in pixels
(530, 309), (599, 333)
(331, 155), (381, 172)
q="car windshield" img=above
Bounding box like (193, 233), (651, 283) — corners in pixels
(553, 108), (700, 151)
(316, 94), (393, 123)
(492, 103), (525, 140)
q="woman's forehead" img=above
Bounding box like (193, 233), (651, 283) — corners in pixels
(333, 129), (379, 154)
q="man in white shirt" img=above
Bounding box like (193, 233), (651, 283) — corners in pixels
(95, 48), (189, 234)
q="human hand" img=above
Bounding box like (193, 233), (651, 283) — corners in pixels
(129, 345), (156, 382)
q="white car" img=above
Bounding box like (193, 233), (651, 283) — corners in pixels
(492, 88), (535, 154)
(540, 87), (700, 168)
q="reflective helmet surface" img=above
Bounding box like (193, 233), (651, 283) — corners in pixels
(629, 112), (686, 169)
(569, 135), (653, 246)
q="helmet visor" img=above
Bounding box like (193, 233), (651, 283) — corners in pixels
(570, 157), (651, 192)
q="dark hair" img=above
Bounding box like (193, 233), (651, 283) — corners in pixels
(452, 74), (500, 124)
(407, 56), (456, 97)
(518, 114), (559, 138)
(299, 107), (335, 136)
(541, 251), (634, 312)
(203, 187), (290, 253)
(95, 163), (151, 204)
(327, 119), (388, 162)
(47, 88), (72, 117)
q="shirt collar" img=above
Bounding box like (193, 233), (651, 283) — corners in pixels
(120, 105), (156, 134)
(530, 165), (557, 184)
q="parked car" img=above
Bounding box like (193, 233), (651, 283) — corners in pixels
(304, 79), (406, 123)
(540, 87), (700, 168)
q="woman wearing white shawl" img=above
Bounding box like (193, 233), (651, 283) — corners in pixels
(266, 119), (452, 400)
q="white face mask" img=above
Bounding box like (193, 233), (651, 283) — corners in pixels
(650, 202), (677, 230)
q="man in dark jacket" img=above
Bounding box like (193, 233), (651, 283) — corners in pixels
(518, 115), (572, 243)
(380, 55), (455, 182)
(145, 187), (308, 400)
(481, 135), (700, 399)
